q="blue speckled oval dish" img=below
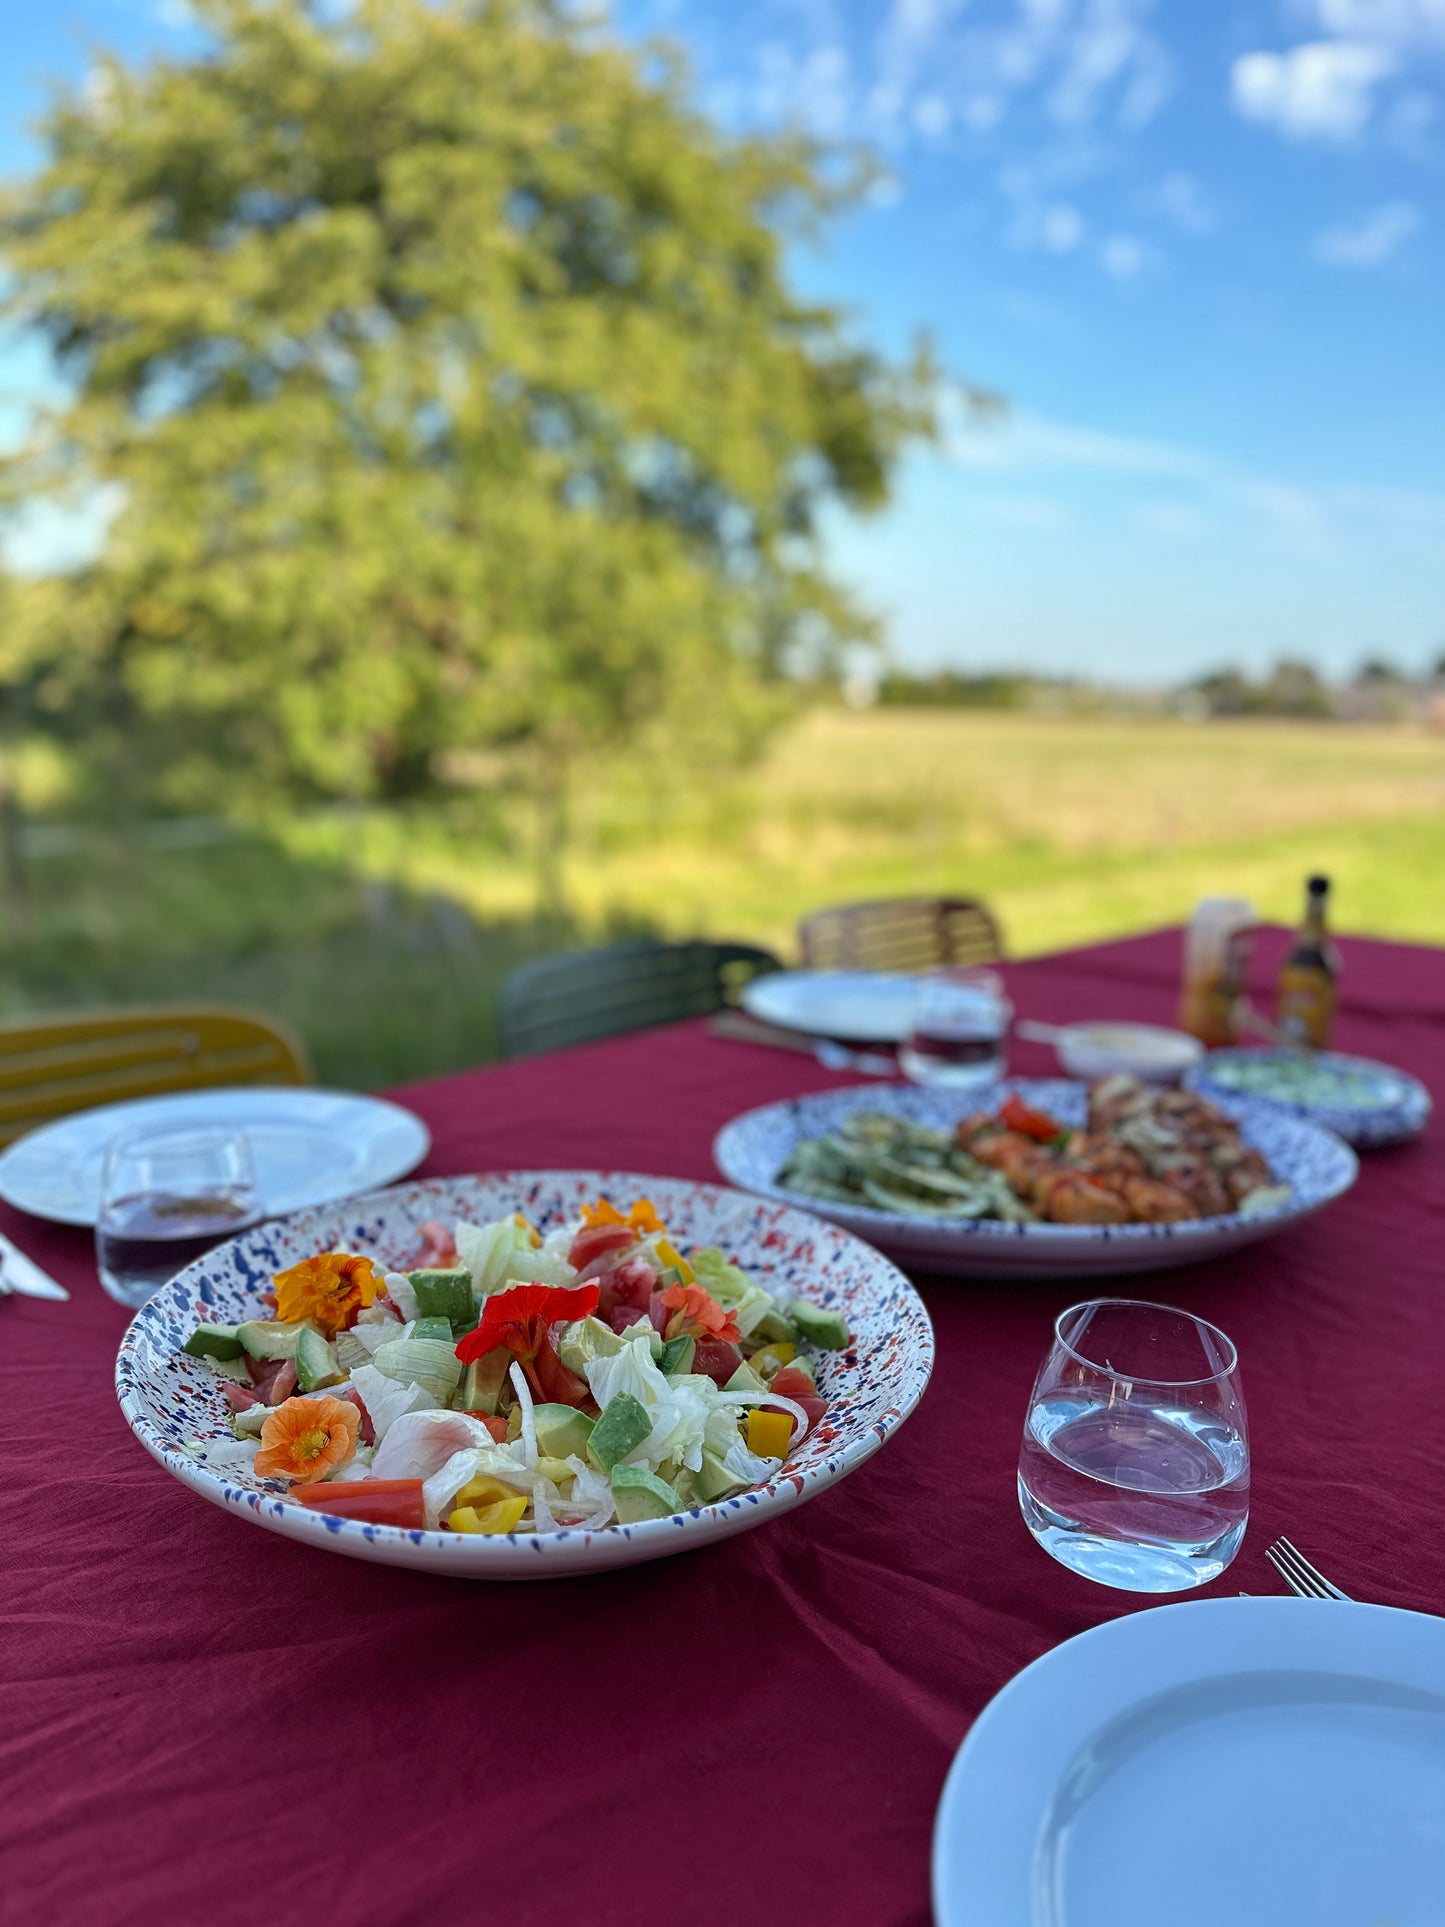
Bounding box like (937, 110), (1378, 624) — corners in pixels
(714, 1080), (1358, 1280)
(115, 1172), (933, 1580)
(1183, 1049), (1431, 1150)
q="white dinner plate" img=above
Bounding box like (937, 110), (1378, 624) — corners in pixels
(713, 1079), (1358, 1279)
(933, 1596), (1445, 1926)
(0, 1087), (430, 1226)
(115, 1171), (934, 1580)
(741, 970), (921, 1043)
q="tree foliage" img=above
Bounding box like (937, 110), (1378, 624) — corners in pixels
(0, 0), (934, 824)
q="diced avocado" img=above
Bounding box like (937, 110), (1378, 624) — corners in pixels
(695, 1447), (742, 1503)
(555, 1315), (624, 1376)
(294, 1326), (344, 1393)
(724, 1359), (766, 1395)
(459, 1346), (511, 1416)
(409, 1266), (473, 1328)
(586, 1392), (653, 1472)
(656, 1334), (695, 1376)
(671, 1466), (701, 1509)
(409, 1315), (454, 1344)
(181, 1322), (244, 1361)
(610, 1464), (681, 1522)
(751, 1308), (797, 1346)
(532, 1403), (595, 1460)
(535, 1455), (574, 1486)
(787, 1298), (850, 1351)
(237, 1318), (314, 1361)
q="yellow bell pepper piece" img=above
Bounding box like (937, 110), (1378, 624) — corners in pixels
(746, 1408), (793, 1460)
(654, 1237), (694, 1284)
(535, 1456), (573, 1486)
(455, 1473), (525, 1508)
(448, 1496), (528, 1535)
(750, 1342), (795, 1376)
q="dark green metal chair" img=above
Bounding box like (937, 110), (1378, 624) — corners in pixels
(497, 938), (783, 1059)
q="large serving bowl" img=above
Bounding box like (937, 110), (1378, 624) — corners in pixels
(116, 1171), (934, 1579)
(713, 1080), (1358, 1280)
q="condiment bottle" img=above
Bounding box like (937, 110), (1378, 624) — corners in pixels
(1179, 898), (1256, 1047)
(1276, 875), (1338, 1050)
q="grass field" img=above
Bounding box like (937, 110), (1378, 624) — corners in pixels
(4, 710), (1443, 1087)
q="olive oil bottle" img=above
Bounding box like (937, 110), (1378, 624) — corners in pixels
(1276, 875), (1337, 1049)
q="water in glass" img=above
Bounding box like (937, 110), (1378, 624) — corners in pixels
(96, 1125), (262, 1308)
(899, 969), (1012, 1089)
(1018, 1298), (1248, 1593)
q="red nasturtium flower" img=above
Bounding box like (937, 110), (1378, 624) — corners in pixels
(660, 1282), (740, 1344)
(454, 1282), (601, 1407)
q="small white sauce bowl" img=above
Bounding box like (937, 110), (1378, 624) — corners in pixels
(1053, 1022), (1204, 1085)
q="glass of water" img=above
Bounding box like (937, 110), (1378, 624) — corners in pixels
(1018, 1297), (1248, 1593)
(899, 967), (1012, 1089)
(96, 1124), (263, 1309)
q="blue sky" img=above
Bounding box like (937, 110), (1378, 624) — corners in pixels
(2, 0), (1444, 682)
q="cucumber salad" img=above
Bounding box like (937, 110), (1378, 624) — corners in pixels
(178, 1196), (849, 1536)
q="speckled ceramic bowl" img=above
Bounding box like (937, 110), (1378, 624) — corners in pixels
(116, 1172), (934, 1580)
(714, 1080), (1358, 1280)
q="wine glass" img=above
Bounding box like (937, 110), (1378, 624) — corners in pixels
(96, 1124), (262, 1309)
(1018, 1297), (1248, 1593)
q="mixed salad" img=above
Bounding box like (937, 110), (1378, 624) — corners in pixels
(178, 1197), (850, 1536)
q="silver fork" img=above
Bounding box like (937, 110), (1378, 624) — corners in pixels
(1266, 1536), (1355, 1601)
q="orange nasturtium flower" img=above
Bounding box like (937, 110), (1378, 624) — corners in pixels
(254, 1396), (361, 1485)
(581, 1196), (664, 1236)
(661, 1282), (740, 1344)
(273, 1252), (379, 1338)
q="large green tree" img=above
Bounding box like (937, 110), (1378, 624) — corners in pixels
(0, 0), (933, 880)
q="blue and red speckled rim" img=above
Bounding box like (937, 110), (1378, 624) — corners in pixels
(115, 1172), (935, 1578)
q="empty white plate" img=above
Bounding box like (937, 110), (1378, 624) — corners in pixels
(0, 1087), (430, 1226)
(741, 970), (920, 1043)
(933, 1595), (1445, 1926)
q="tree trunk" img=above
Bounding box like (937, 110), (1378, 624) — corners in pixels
(0, 753), (27, 942)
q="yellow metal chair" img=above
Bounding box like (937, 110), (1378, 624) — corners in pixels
(0, 1007), (311, 1149)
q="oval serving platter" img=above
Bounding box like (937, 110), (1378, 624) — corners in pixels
(713, 1079), (1358, 1280)
(116, 1171), (934, 1579)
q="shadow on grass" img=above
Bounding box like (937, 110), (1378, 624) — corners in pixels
(0, 829), (654, 1090)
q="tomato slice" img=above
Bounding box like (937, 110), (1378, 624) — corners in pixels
(293, 1481), (426, 1529)
(1000, 1093), (1064, 1141)
(691, 1337), (742, 1388)
(567, 1222), (636, 1271)
(768, 1368), (827, 1433)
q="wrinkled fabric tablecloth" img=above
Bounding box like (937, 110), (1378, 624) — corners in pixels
(3, 926), (1441, 1925)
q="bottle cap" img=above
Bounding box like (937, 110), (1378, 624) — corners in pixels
(1308, 874), (1330, 895)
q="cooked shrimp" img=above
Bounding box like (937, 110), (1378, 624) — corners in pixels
(1035, 1170), (1131, 1225)
(1118, 1176), (1197, 1223)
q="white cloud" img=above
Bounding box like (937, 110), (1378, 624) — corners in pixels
(1100, 232), (1151, 278)
(1231, 40), (1396, 140)
(1046, 0), (1174, 131)
(912, 93), (952, 138)
(1140, 170), (1218, 236)
(1314, 199), (1422, 264)
(941, 398), (1445, 553)
(1136, 499), (1210, 538)
(1311, 0), (1445, 47)
(1041, 202), (1086, 251)
(975, 490), (1073, 530)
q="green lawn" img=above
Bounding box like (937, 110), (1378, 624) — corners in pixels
(4, 710), (1442, 1088)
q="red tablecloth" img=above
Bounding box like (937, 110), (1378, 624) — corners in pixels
(3, 927), (1442, 1926)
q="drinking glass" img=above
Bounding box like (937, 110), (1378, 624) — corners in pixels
(96, 1125), (263, 1309)
(899, 967), (1012, 1088)
(1018, 1297), (1248, 1593)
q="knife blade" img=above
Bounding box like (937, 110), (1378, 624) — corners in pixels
(0, 1230), (70, 1301)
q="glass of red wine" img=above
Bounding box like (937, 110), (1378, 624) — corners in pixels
(899, 967), (1012, 1089)
(96, 1124), (263, 1309)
